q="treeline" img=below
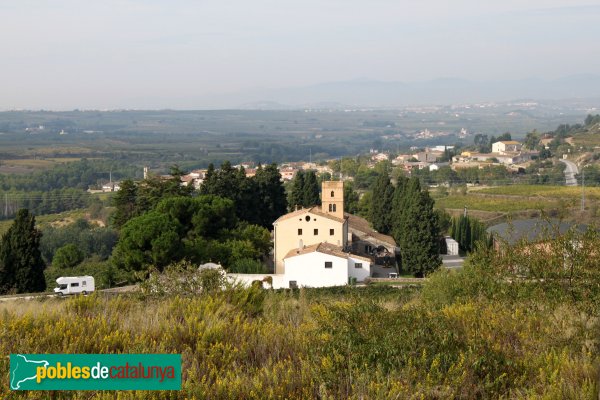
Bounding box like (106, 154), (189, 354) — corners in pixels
(0, 159), (141, 191)
(112, 196), (272, 276)
(110, 164), (286, 277)
(113, 163), (287, 230)
(0, 188), (91, 220)
(40, 219), (118, 264)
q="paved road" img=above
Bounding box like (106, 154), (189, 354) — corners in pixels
(559, 159), (579, 186)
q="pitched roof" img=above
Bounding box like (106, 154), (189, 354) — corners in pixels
(498, 141), (521, 145)
(487, 218), (587, 245)
(274, 206), (346, 224)
(283, 242), (372, 262)
(345, 213), (397, 247)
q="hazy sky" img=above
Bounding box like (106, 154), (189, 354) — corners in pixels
(2, 0), (600, 109)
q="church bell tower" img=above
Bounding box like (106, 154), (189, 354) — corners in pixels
(322, 181), (344, 219)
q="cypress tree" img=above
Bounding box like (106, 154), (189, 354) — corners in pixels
(370, 172), (394, 234)
(302, 171), (320, 207)
(391, 177), (441, 276)
(391, 176), (410, 271)
(0, 209), (46, 294)
(255, 164), (287, 227)
(289, 170), (305, 210)
(400, 190), (441, 277)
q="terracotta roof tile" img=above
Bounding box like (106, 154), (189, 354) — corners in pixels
(283, 242), (372, 262)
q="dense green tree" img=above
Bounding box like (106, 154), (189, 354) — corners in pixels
(112, 211), (183, 273)
(450, 215), (490, 253)
(112, 195), (272, 276)
(496, 132), (512, 142)
(0, 209), (46, 294)
(289, 170), (305, 210)
(111, 179), (138, 228)
(354, 165), (379, 189)
(584, 114), (600, 126)
(399, 189), (441, 277)
(254, 164), (287, 227)
(392, 177), (441, 276)
(302, 171), (320, 207)
(343, 181), (360, 214)
(135, 168), (193, 216)
(52, 243), (84, 269)
(40, 219), (118, 264)
(369, 172), (394, 234)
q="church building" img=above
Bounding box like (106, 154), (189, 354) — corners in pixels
(272, 181), (398, 286)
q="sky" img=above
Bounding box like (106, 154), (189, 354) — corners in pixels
(1, 0), (600, 109)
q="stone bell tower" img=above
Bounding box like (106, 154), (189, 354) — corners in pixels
(322, 181), (344, 219)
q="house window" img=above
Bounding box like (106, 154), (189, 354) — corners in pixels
(298, 229), (302, 235)
(330, 191), (335, 197)
(305, 216), (311, 222)
(324, 261), (332, 269)
(289, 281), (298, 289)
(355, 263), (362, 269)
(328, 204), (333, 212)
(82, 281), (86, 286)
(314, 229), (318, 235)
(365, 245), (373, 253)
(71, 282), (79, 287)
(332, 204), (336, 212)
(330, 228), (334, 235)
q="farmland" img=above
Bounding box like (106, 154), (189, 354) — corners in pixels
(433, 184), (600, 225)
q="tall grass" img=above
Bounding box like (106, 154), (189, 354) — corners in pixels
(0, 253), (598, 399)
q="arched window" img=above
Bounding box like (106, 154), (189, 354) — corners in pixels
(330, 191), (335, 197)
(332, 204), (336, 212)
(328, 204), (333, 212)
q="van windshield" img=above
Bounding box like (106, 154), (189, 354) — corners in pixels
(58, 284), (68, 290)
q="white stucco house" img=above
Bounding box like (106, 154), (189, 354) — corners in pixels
(283, 242), (371, 288)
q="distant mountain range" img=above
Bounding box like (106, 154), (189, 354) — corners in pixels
(218, 75), (600, 109)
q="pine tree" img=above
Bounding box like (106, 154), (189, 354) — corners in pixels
(302, 171), (320, 207)
(0, 209), (46, 294)
(369, 172), (394, 234)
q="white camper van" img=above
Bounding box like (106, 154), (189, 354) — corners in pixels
(54, 276), (95, 296)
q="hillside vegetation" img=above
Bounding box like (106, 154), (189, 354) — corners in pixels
(1, 228), (599, 398)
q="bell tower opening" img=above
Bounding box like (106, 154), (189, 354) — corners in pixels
(321, 181), (344, 219)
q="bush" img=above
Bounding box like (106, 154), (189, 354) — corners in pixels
(52, 244), (84, 269)
(228, 258), (268, 273)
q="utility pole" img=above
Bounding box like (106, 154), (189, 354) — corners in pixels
(581, 166), (586, 211)
(579, 164), (594, 211)
(4, 193), (7, 217)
